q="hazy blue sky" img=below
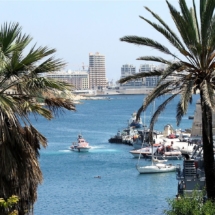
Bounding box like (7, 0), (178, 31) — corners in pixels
(1, 0), (192, 81)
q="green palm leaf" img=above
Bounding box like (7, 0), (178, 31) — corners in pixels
(120, 36), (176, 57)
(118, 70), (162, 84)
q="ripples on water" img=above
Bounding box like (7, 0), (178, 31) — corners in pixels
(33, 94), (199, 215)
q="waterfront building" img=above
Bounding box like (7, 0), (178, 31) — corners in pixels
(44, 70), (89, 90)
(120, 64), (143, 87)
(139, 64), (160, 87)
(121, 64), (136, 78)
(89, 52), (106, 90)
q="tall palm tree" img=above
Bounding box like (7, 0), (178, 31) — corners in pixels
(0, 22), (76, 214)
(119, 0), (215, 199)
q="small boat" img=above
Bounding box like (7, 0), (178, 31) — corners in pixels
(146, 143), (182, 160)
(130, 143), (161, 158)
(136, 142), (177, 173)
(135, 101), (177, 173)
(70, 134), (91, 152)
(136, 162), (176, 174)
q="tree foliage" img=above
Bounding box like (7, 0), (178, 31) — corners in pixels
(119, 0), (215, 199)
(164, 191), (215, 215)
(0, 22), (76, 214)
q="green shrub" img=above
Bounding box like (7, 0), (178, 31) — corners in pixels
(0, 195), (19, 215)
(164, 190), (215, 215)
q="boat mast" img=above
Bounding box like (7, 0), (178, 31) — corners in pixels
(151, 100), (155, 166)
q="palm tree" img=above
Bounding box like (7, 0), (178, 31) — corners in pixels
(0, 22), (76, 214)
(119, 0), (215, 199)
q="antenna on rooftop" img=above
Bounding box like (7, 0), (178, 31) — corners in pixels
(82, 62), (89, 70)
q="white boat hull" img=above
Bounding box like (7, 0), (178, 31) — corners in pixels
(136, 164), (176, 174)
(70, 147), (91, 152)
(146, 154), (182, 160)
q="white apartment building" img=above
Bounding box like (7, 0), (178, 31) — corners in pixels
(45, 70), (89, 90)
(139, 64), (160, 87)
(89, 52), (106, 89)
(120, 64), (143, 87)
(121, 64), (136, 78)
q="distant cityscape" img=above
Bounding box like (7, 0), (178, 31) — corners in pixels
(44, 52), (180, 94)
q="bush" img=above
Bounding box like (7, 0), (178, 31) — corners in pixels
(0, 195), (19, 215)
(164, 190), (215, 215)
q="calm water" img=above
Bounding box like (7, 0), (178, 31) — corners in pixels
(33, 94), (199, 215)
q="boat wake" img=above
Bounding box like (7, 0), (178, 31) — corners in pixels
(59, 149), (71, 153)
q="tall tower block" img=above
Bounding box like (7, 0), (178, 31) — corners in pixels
(89, 52), (106, 89)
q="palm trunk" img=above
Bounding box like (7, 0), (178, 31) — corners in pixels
(200, 91), (215, 199)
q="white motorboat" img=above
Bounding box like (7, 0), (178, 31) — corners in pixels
(129, 143), (161, 158)
(70, 134), (91, 152)
(136, 162), (176, 174)
(146, 143), (182, 160)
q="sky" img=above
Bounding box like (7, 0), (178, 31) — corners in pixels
(1, 0), (193, 82)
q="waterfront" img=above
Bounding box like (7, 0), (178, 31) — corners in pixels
(33, 94), (199, 215)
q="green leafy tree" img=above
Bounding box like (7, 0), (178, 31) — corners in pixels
(0, 22), (76, 214)
(0, 195), (19, 215)
(119, 0), (215, 199)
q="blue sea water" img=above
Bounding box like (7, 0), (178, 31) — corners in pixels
(33, 94), (199, 215)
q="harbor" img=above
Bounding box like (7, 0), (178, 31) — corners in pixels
(34, 94), (199, 215)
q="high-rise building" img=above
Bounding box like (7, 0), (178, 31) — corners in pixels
(89, 52), (106, 89)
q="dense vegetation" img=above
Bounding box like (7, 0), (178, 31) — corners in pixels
(0, 22), (76, 214)
(119, 0), (215, 199)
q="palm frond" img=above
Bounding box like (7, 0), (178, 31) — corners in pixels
(118, 70), (162, 84)
(139, 15), (184, 59)
(137, 56), (171, 65)
(24, 77), (72, 92)
(148, 94), (178, 141)
(176, 80), (194, 125)
(25, 125), (47, 149)
(21, 101), (53, 120)
(206, 17), (215, 59)
(137, 81), (173, 117)
(144, 6), (186, 49)
(20, 46), (57, 68)
(191, 0), (201, 42)
(158, 62), (183, 85)
(32, 57), (66, 74)
(179, 0), (197, 38)
(44, 97), (76, 115)
(0, 22), (23, 58)
(200, 0), (215, 47)
(201, 80), (215, 110)
(120, 36), (176, 57)
(166, 1), (199, 65)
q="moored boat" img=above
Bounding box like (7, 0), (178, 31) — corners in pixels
(130, 143), (161, 158)
(70, 134), (91, 152)
(136, 162), (176, 174)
